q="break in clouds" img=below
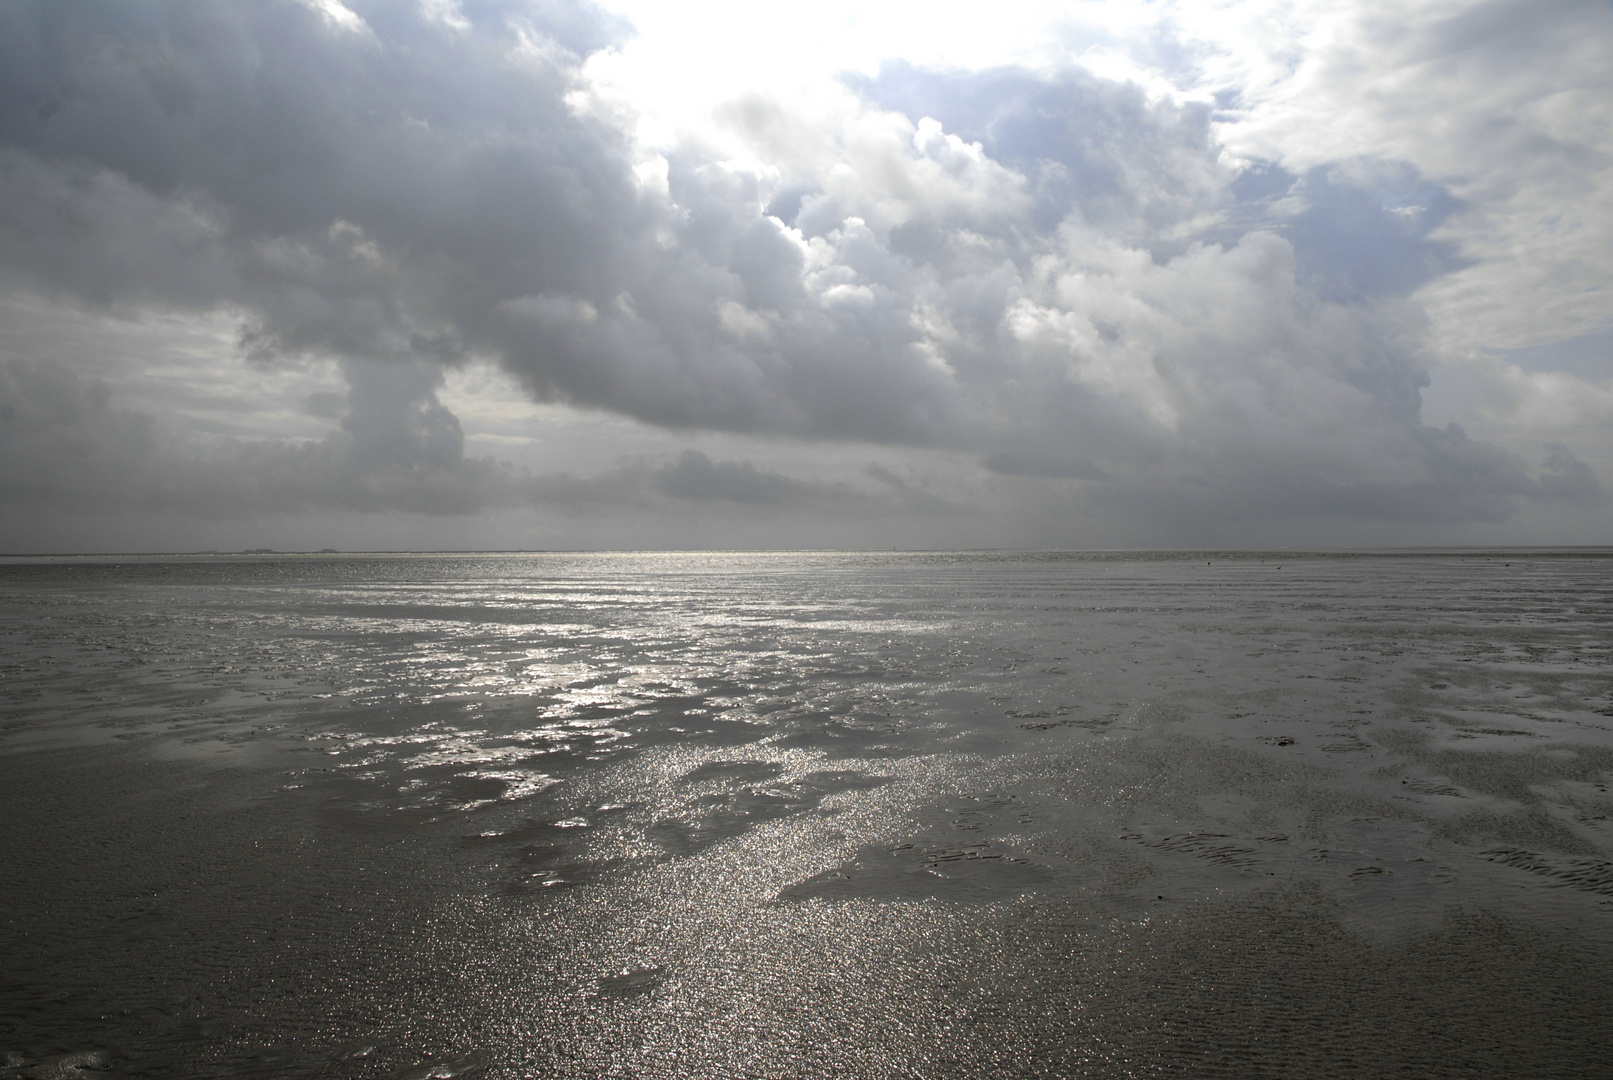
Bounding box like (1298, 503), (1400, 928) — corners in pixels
(0, 0), (1608, 548)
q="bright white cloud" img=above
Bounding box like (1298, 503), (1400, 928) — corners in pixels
(294, 0), (370, 35)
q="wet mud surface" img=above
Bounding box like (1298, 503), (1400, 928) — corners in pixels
(3, 550), (1613, 1077)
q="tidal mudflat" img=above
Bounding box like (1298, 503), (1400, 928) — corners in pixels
(3, 550), (1612, 1078)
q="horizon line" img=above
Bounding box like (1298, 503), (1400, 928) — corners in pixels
(4, 545), (1612, 559)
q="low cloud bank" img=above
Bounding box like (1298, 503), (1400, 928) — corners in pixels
(0, 359), (895, 519)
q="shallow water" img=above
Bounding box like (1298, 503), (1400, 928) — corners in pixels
(3, 550), (1612, 1077)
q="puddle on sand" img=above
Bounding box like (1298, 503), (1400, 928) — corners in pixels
(778, 838), (1054, 902)
(594, 965), (666, 999)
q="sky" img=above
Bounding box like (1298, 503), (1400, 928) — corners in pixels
(0, 0), (1609, 552)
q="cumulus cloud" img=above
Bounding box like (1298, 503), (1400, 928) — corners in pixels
(0, 0), (1605, 545)
(1198, 0), (1613, 353)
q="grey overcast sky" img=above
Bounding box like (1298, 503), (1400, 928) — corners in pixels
(1, 0), (1610, 552)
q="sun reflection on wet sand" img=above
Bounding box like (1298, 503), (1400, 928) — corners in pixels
(2, 550), (1612, 1076)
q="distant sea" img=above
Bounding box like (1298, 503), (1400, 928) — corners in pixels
(4, 550), (1612, 1078)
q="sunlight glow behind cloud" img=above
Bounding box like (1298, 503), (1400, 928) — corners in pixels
(0, 0), (1608, 551)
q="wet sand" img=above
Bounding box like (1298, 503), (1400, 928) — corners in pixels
(3, 551), (1612, 1077)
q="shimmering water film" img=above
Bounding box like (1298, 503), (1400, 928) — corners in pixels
(3, 550), (1612, 1078)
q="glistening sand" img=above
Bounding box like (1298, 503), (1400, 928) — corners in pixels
(3, 550), (1612, 1078)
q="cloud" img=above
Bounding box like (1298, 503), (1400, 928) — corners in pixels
(850, 61), (1224, 241)
(0, 0), (1606, 545)
(984, 453), (1108, 481)
(1537, 444), (1605, 503)
(0, 359), (890, 524)
(651, 450), (838, 504)
(1226, 161), (1471, 304)
(1203, 0), (1613, 353)
(0, 356), (507, 516)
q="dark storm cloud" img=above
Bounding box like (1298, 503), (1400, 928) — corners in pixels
(0, 0), (1601, 534)
(0, 0), (638, 350)
(0, 0), (966, 445)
